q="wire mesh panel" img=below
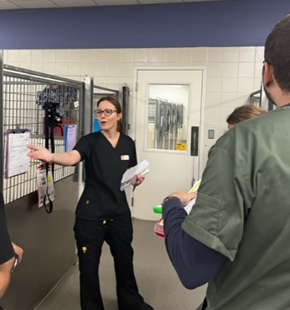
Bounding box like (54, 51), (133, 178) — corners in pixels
(93, 87), (119, 106)
(1, 66), (83, 204)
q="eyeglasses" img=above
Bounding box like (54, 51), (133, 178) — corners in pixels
(94, 109), (117, 117)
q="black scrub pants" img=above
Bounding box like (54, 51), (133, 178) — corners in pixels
(74, 213), (144, 310)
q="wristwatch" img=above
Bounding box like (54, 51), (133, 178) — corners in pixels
(11, 253), (19, 273)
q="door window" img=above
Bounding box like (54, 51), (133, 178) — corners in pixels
(147, 84), (189, 151)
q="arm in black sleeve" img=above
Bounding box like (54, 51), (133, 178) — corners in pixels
(163, 197), (226, 289)
(129, 138), (137, 168)
(0, 194), (14, 264)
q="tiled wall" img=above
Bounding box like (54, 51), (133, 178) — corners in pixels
(4, 46), (264, 171)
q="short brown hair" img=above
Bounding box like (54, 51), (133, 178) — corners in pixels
(226, 105), (267, 125)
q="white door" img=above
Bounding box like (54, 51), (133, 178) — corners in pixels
(132, 68), (204, 220)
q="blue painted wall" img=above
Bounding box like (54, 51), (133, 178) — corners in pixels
(0, 0), (289, 49)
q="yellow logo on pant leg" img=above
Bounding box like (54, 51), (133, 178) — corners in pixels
(82, 247), (87, 254)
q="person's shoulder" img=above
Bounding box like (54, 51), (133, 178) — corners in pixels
(216, 112), (268, 149)
(76, 132), (102, 148)
(120, 133), (135, 144)
(82, 131), (102, 140)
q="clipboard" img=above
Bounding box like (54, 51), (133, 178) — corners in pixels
(64, 124), (77, 152)
(5, 129), (31, 178)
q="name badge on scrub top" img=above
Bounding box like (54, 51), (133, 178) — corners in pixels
(121, 155), (129, 160)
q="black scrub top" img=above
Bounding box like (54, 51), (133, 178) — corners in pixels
(73, 132), (137, 220)
(0, 192), (14, 264)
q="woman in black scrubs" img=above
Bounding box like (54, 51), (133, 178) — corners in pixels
(27, 96), (153, 310)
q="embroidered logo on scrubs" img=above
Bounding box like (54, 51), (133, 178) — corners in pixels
(121, 155), (129, 160)
(82, 247), (87, 254)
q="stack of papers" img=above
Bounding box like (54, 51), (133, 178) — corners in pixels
(120, 160), (150, 191)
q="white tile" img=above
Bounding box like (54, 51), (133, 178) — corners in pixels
(79, 50), (95, 62)
(31, 50), (44, 63)
(95, 50), (109, 62)
(94, 63), (108, 77)
(31, 62), (44, 72)
(68, 50), (82, 63)
(120, 49), (134, 62)
(0, 2), (23, 9)
(254, 78), (262, 90)
(54, 63), (68, 76)
(239, 47), (255, 62)
(134, 49), (149, 62)
(205, 107), (221, 122)
(237, 77), (254, 93)
(177, 48), (192, 63)
(43, 62), (55, 75)
(93, 76), (107, 86)
(255, 62), (263, 78)
(223, 47), (239, 62)
(206, 77), (222, 92)
(205, 92), (221, 108)
(105, 82), (120, 90)
(80, 63), (96, 76)
(238, 62), (255, 77)
(107, 50), (121, 62)
(148, 49), (163, 63)
(191, 61), (206, 67)
(222, 77), (238, 93)
(192, 48), (207, 62)
(43, 50), (56, 63)
(208, 48), (223, 62)
(13, 0), (57, 9)
(255, 46), (264, 62)
(53, 0), (97, 7)
(134, 62), (151, 68)
(19, 50), (31, 63)
(55, 50), (69, 62)
(222, 62), (238, 77)
(220, 93), (238, 109)
(207, 62), (222, 77)
(236, 93), (250, 105)
(7, 50), (20, 63)
(67, 63), (82, 76)
(20, 63), (32, 70)
(120, 63), (134, 76)
(107, 63), (122, 76)
(106, 76), (121, 85)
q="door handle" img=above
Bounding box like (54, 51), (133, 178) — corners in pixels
(190, 126), (199, 156)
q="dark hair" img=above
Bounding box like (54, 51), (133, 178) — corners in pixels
(264, 15), (290, 93)
(97, 96), (124, 133)
(226, 105), (267, 125)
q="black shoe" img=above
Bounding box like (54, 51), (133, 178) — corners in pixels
(140, 302), (154, 310)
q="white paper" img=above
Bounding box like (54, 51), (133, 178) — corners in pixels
(5, 131), (30, 178)
(184, 179), (201, 214)
(120, 159), (149, 191)
(36, 163), (55, 208)
(184, 198), (196, 214)
(64, 124), (77, 152)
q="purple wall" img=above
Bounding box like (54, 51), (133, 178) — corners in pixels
(0, 0), (289, 49)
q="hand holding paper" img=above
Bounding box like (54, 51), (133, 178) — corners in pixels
(120, 160), (149, 191)
(131, 174), (145, 191)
